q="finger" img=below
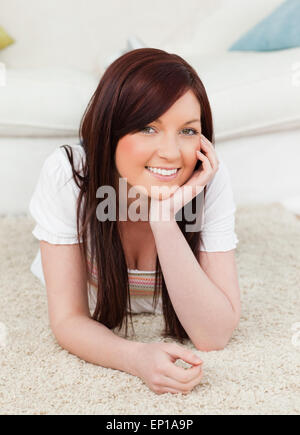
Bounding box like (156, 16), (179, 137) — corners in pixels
(200, 135), (219, 166)
(160, 365), (203, 393)
(164, 360), (203, 385)
(200, 142), (219, 170)
(166, 343), (203, 366)
(196, 150), (211, 172)
(200, 134), (213, 146)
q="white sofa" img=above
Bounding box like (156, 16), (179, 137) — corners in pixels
(0, 0), (299, 215)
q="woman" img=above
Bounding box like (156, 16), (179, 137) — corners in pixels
(29, 48), (240, 395)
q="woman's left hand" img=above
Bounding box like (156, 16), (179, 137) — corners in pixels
(149, 134), (219, 224)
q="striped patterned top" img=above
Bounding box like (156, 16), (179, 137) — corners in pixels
(86, 252), (161, 297)
(127, 269), (161, 296)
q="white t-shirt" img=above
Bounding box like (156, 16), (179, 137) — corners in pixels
(29, 143), (239, 315)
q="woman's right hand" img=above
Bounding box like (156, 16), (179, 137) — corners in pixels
(133, 342), (203, 395)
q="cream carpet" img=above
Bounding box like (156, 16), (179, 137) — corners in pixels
(0, 203), (299, 415)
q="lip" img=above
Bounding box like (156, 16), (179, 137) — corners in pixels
(145, 167), (180, 181)
(146, 166), (180, 170)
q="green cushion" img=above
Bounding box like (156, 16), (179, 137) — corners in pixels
(0, 26), (15, 50)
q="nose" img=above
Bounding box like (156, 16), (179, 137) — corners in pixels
(157, 134), (181, 161)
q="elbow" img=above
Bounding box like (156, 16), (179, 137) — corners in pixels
(50, 316), (76, 348)
(194, 319), (240, 352)
(195, 340), (227, 352)
(51, 325), (67, 349)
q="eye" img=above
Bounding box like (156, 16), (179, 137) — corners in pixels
(181, 128), (199, 136)
(139, 126), (199, 136)
(140, 126), (155, 134)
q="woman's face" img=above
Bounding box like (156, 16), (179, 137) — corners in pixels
(115, 89), (202, 202)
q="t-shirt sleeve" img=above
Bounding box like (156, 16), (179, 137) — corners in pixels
(28, 147), (82, 244)
(199, 157), (239, 252)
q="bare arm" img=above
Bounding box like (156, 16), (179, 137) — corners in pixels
(150, 221), (240, 351)
(40, 241), (142, 376)
(54, 315), (142, 375)
(40, 241), (208, 395)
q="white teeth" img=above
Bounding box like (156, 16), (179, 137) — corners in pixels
(147, 167), (178, 176)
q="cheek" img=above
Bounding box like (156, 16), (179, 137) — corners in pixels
(127, 143), (149, 165)
(182, 148), (198, 168)
(116, 138), (149, 173)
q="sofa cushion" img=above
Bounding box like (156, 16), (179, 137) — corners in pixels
(185, 47), (300, 140)
(0, 26), (14, 50)
(162, 0), (284, 55)
(0, 67), (99, 136)
(230, 0), (300, 52)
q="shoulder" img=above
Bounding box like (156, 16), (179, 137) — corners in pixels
(206, 157), (232, 195)
(199, 157), (239, 251)
(58, 143), (86, 172)
(201, 156), (237, 226)
(31, 144), (86, 205)
(204, 157), (235, 209)
(42, 143), (85, 191)
(29, 143), (86, 244)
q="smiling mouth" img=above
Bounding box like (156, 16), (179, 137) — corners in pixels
(145, 166), (181, 180)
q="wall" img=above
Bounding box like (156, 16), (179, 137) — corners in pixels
(0, 0), (283, 73)
(0, 0), (220, 73)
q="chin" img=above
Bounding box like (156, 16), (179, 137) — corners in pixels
(149, 187), (177, 201)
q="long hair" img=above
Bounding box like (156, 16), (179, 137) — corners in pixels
(61, 48), (214, 344)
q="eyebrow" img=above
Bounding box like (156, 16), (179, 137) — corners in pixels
(156, 118), (201, 125)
